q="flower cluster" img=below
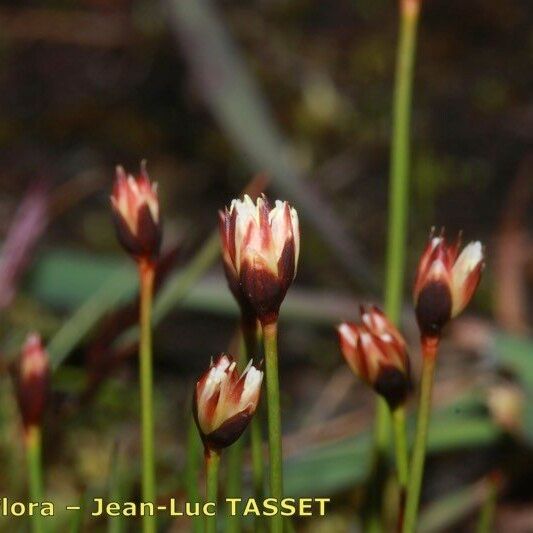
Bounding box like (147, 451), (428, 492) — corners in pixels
(219, 194), (300, 325)
(194, 354), (263, 451)
(414, 231), (484, 338)
(106, 164), (489, 533)
(110, 162), (161, 261)
(338, 306), (411, 409)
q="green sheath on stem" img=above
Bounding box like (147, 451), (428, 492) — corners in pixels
(263, 322), (283, 533)
(205, 450), (220, 533)
(139, 261), (156, 533)
(26, 425), (45, 533)
(402, 344), (437, 532)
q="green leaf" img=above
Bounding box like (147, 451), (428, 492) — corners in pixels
(283, 395), (499, 497)
(27, 249), (133, 309)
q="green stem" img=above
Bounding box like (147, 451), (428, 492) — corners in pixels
(205, 449), (220, 533)
(383, 2), (421, 527)
(241, 319), (265, 503)
(225, 441), (243, 533)
(186, 414), (203, 533)
(250, 417), (265, 501)
(385, 0), (421, 322)
(225, 321), (252, 533)
(365, 397), (390, 533)
(225, 315), (263, 533)
(393, 406), (409, 489)
(402, 340), (438, 533)
(69, 492), (86, 533)
(108, 444), (126, 533)
(26, 425), (45, 533)
(139, 261), (156, 533)
(476, 475), (499, 533)
(263, 321), (283, 533)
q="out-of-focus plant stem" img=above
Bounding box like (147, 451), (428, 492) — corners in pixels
(205, 449), (220, 533)
(382, 0), (421, 526)
(26, 425), (45, 533)
(403, 338), (438, 533)
(139, 260), (156, 533)
(152, 173), (268, 327)
(69, 492), (85, 533)
(152, 233), (219, 326)
(263, 321), (283, 533)
(476, 474), (499, 533)
(108, 444), (127, 533)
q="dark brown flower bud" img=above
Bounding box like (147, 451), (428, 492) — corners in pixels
(110, 162), (161, 261)
(337, 306), (411, 409)
(14, 333), (50, 431)
(414, 231), (484, 339)
(194, 354), (263, 451)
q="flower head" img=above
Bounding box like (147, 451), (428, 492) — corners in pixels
(337, 306), (411, 409)
(14, 333), (50, 431)
(219, 194), (300, 325)
(110, 162), (161, 261)
(414, 230), (484, 338)
(194, 354), (263, 450)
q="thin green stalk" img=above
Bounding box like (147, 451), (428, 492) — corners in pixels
(225, 322), (251, 533)
(205, 449), (221, 533)
(402, 340), (438, 533)
(186, 414), (203, 533)
(241, 319), (265, 504)
(250, 417), (265, 501)
(139, 261), (156, 533)
(263, 321), (283, 533)
(108, 444), (127, 533)
(385, 0), (421, 322)
(226, 319), (264, 533)
(365, 397), (390, 533)
(476, 475), (498, 533)
(69, 492), (86, 533)
(26, 425), (45, 533)
(383, 1), (421, 526)
(225, 439), (243, 533)
(393, 407), (409, 489)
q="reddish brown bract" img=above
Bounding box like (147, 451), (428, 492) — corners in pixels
(110, 162), (161, 261)
(218, 194), (300, 325)
(194, 354), (263, 451)
(414, 230), (484, 338)
(14, 333), (50, 431)
(337, 306), (411, 409)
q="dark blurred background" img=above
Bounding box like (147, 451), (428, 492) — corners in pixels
(0, 0), (532, 531)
